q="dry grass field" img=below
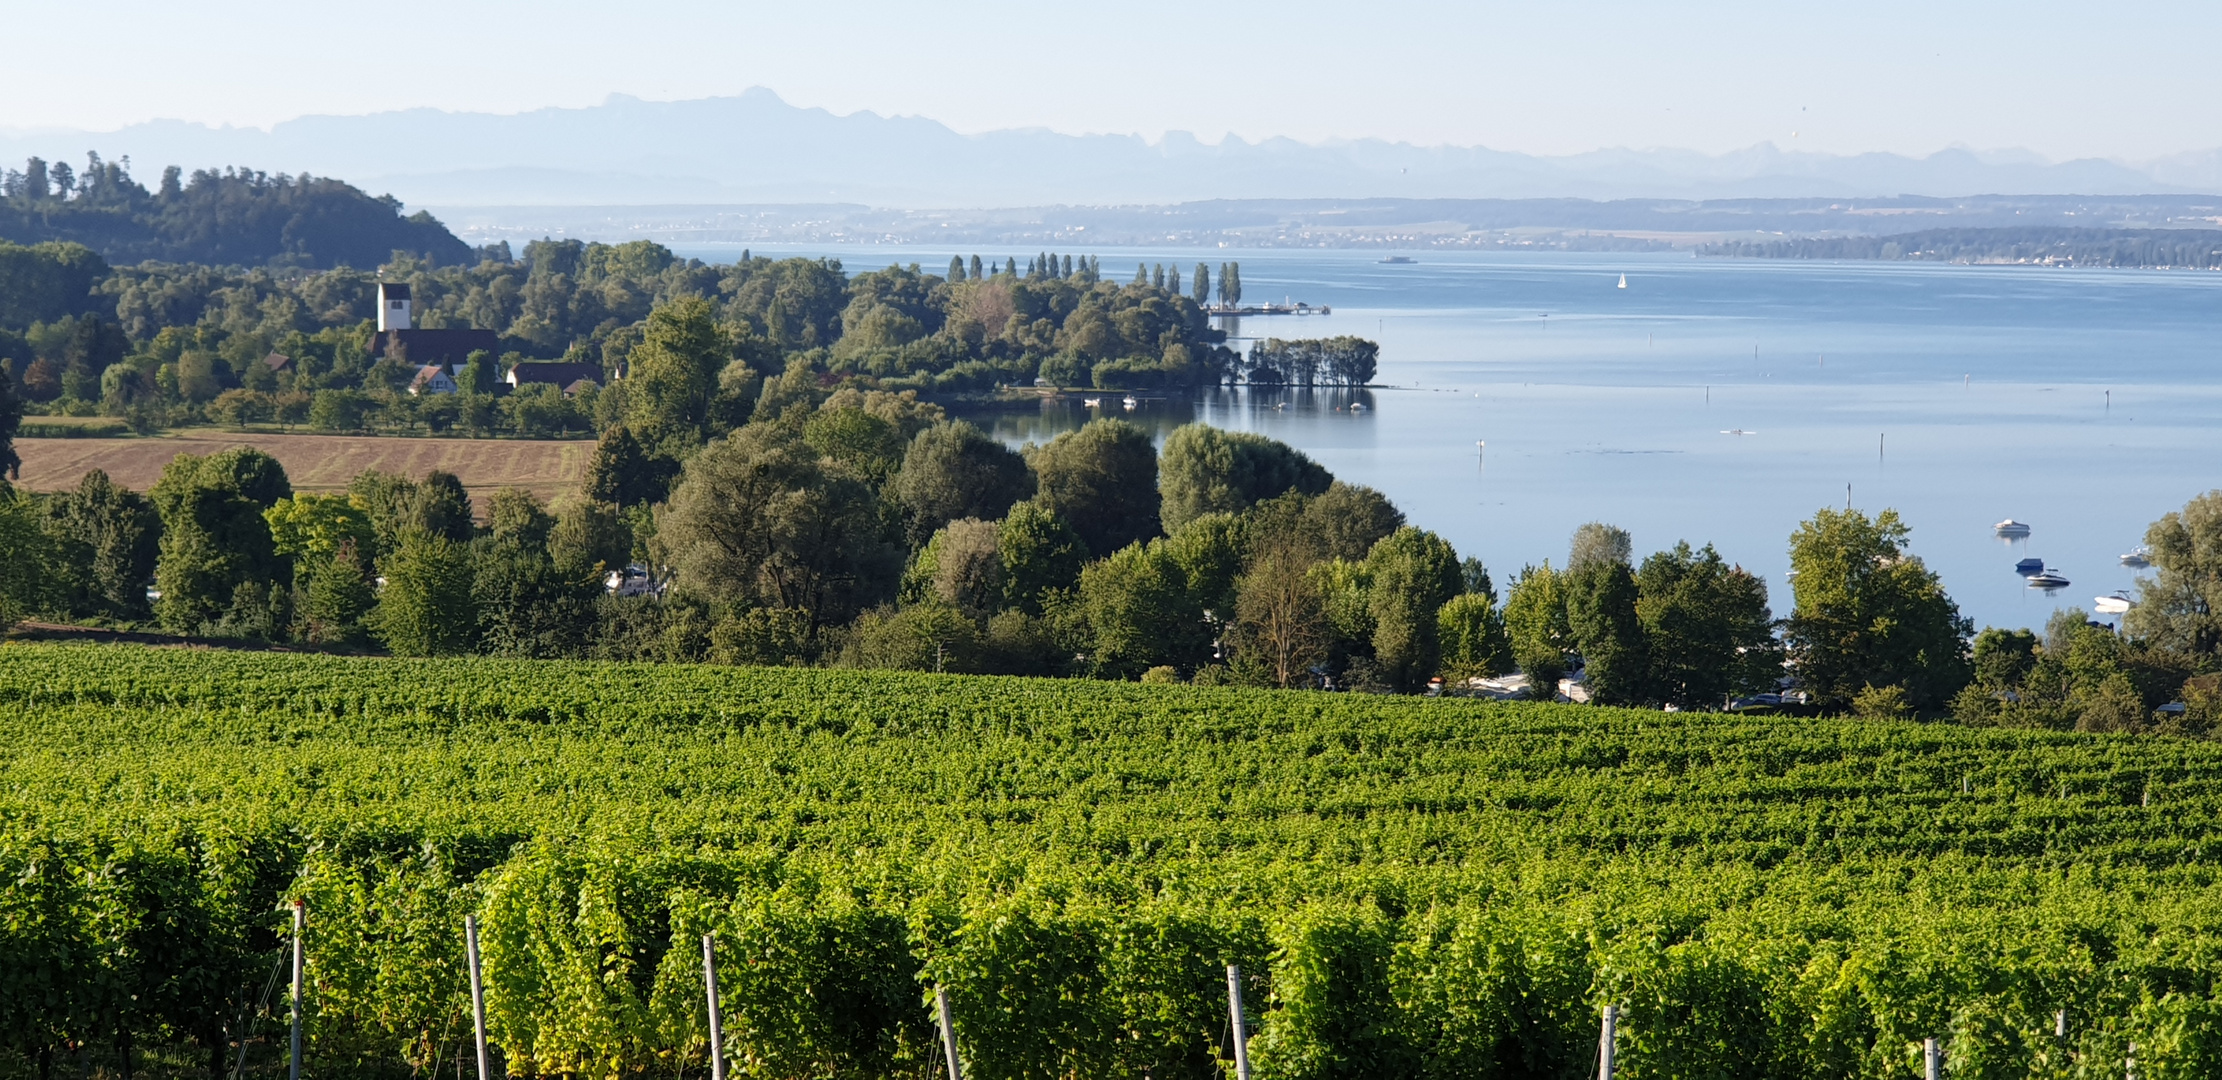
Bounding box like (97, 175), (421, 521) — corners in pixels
(14, 430), (593, 509)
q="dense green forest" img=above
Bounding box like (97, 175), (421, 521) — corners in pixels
(1701, 227), (2222, 268)
(1, 154), (474, 268)
(0, 222), (1349, 436)
(0, 644), (2220, 1079)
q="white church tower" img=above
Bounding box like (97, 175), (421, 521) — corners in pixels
(377, 282), (413, 331)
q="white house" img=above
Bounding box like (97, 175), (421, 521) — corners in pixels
(409, 364), (458, 396)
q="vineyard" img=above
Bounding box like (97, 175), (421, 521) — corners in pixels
(2, 643), (2221, 1079)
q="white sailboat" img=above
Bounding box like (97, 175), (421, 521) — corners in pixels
(1617, 274), (1628, 289)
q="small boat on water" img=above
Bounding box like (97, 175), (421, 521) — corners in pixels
(1617, 274), (1628, 289)
(2027, 569), (2071, 589)
(1995, 519), (2032, 537)
(1720, 429), (1757, 436)
(2014, 557), (2045, 575)
(1122, 395), (1139, 410)
(2094, 592), (2134, 615)
(1379, 255), (1417, 265)
(1081, 397), (1102, 408)
(1349, 402), (1369, 412)
(2121, 546), (2151, 568)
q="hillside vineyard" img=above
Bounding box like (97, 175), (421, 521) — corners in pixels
(3, 644), (2221, 1078)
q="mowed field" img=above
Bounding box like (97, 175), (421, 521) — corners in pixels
(14, 430), (593, 507)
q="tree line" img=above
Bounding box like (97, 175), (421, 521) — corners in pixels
(0, 235), (1369, 439)
(1701, 227), (2222, 269)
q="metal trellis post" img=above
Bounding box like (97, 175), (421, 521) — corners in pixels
(703, 935), (727, 1080)
(1225, 965), (1252, 1080)
(466, 915), (491, 1080)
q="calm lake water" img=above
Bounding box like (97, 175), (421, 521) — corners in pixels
(675, 244), (2222, 634)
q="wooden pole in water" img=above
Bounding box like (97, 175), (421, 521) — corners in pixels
(936, 987), (963, 1080)
(466, 916), (491, 1080)
(1598, 1004), (1618, 1080)
(1226, 966), (1253, 1080)
(703, 935), (726, 1080)
(290, 900), (305, 1080)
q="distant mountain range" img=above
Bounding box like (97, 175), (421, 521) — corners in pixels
(5, 89), (2221, 209)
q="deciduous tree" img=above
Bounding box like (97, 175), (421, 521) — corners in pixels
(1026, 418), (1159, 557)
(893, 421), (1034, 548)
(1157, 424), (1330, 533)
(1784, 508), (1970, 712)
(2127, 489), (2222, 655)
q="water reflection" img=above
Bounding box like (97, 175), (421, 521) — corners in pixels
(958, 385), (1380, 447)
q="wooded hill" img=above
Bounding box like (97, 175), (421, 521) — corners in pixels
(0, 153), (473, 268)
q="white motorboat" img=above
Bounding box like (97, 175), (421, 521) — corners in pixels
(2121, 546), (2151, 568)
(1349, 402), (1368, 412)
(1122, 395), (1139, 409)
(2094, 592), (2134, 615)
(2026, 569), (2070, 589)
(1994, 519), (2032, 536)
(1081, 397), (1102, 408)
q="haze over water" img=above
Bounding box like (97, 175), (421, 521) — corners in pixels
(681, 245), (2222, 634)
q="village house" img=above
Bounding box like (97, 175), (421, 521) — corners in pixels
(505, 360), (603, 396)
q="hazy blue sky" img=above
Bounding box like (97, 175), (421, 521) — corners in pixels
(6, 0), (2215, 160)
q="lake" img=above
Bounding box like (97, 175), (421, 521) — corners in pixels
(674, 244), (2222, 634)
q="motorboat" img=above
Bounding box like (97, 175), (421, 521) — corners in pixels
(1994, 519), (2032, 537)
(1379, 255), (1417, 265)
(1122, 395), (1139, 409)
(2014, 557), (2045, 575)
(1349, 402), (1369, 412)
(2026, 569), (2071, 589)
(1081, 397), (1102, 408)
(2094, 592), (2134, 615)
(2121, 546), (2151, 568)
